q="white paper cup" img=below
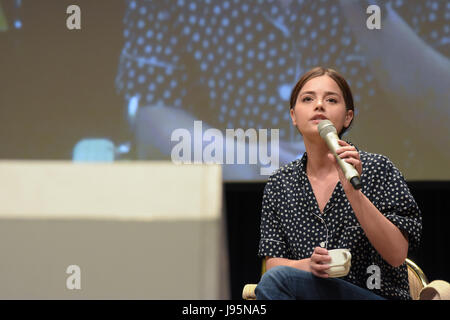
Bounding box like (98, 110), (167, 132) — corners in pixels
(326, 249), (352, 278)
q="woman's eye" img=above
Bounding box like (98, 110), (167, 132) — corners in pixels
(302, 97), (312, 102)
(327, 98), (338, 103)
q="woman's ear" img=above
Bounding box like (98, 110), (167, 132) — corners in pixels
(290, 108), (297, 126)
(344, 109), (354, 128)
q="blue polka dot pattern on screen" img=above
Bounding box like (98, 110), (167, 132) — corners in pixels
(116, 0), (449, 141)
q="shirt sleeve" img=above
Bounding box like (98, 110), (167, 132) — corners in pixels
(258, 173), (290, 259)
(378, 156), (422, 253)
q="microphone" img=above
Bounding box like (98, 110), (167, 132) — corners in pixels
(318, 120), (362, 190)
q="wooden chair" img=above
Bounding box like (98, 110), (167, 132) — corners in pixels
(242, 258), (450, 300)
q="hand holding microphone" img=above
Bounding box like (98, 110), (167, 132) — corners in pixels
(318, 120), (362, 190)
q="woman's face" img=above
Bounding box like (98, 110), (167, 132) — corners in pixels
(290, 75), (353, 139)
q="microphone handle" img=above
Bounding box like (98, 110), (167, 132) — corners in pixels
(324, 132), (362, 190)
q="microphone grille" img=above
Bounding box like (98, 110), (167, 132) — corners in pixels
(318, 120), (337, 138)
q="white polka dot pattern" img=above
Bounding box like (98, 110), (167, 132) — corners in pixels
(116, 0), (448, 141)
(116, 0), (378, 139)
(258, 144), (422, 300)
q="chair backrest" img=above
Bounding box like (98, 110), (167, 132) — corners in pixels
(405, 258), (428, 300)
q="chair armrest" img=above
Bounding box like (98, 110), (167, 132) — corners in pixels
(419, 280), (450, 300)
(242, 284), (257, 300)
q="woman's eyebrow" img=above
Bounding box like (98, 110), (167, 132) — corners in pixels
(299, 91), (340, 96)
(324, 91), (340, 97)
(299, 91), (315, 96)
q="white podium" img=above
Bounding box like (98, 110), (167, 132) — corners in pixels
(0, 161), (228, 299)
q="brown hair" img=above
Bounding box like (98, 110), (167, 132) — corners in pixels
(289, 66), (355, 136)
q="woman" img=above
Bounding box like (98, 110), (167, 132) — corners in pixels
(256, 67), (422, 300)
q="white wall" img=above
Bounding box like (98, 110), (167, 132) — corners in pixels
(0, 161), (228, 299)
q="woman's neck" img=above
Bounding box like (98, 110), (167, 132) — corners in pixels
(303, 136), (336, 178)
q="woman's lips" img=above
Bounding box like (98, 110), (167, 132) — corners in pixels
(310, 115), (328, 123)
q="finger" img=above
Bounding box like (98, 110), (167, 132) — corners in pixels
(337, 140), (350, 147)
(342, 157), (362, 175)
(311, 261), (331, 273)
(338, 139), (353, 147)
(311, 268), (330, 278)
(337, 150), (360, 160)
(313, 247), (329, 255)
(344, 159), (362, 175)
(313, 263), (331, 271)
(344, 158), (361, 168)
(312, 254), (332, 264)
(335, 146), (357, 155)
(311, 250), (331, 262)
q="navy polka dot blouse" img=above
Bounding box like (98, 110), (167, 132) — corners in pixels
(258, 146), (422, 300)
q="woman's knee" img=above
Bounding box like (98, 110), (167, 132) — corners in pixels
(259, 266), (308, 290)
(256, 266), (309, 299)
(260, 265), (290, 283)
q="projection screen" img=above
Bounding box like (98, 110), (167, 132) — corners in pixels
(0, 0), (448, 181)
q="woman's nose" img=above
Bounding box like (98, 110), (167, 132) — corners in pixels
(314, 99), (325, 111)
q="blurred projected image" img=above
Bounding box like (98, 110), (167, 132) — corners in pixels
(115, 0), (450, 180)
(0, 0), (449, 181)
